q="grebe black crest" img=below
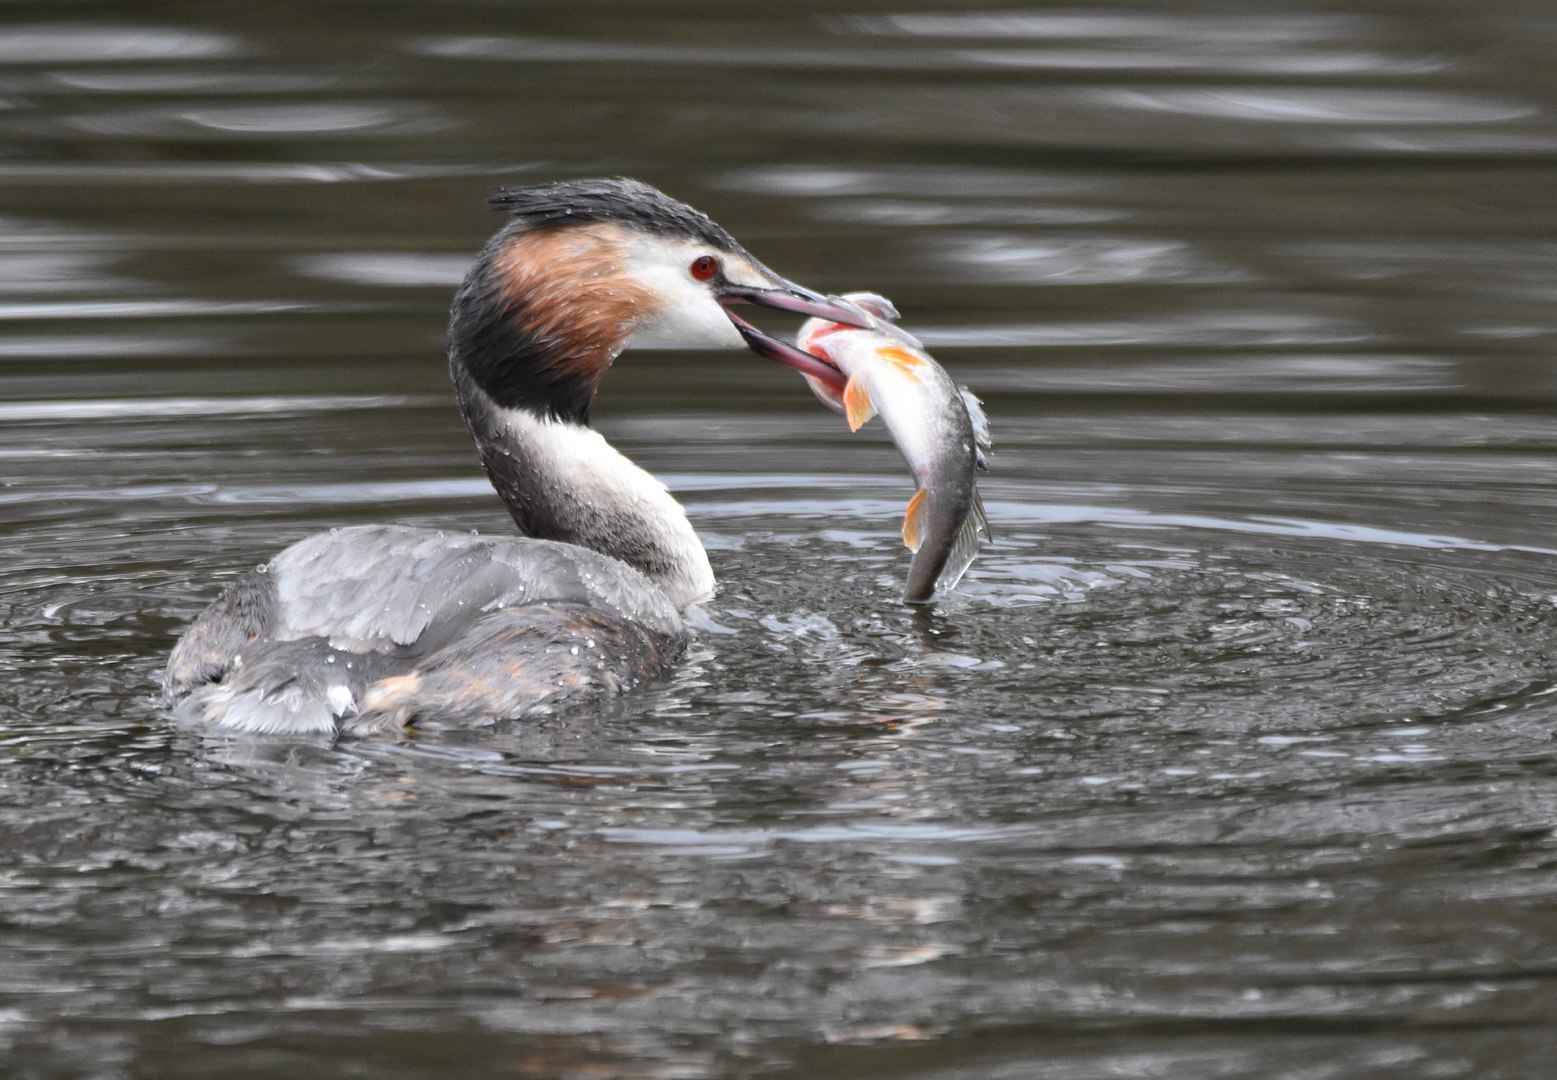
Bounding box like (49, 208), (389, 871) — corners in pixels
(165, 178), (866, 735)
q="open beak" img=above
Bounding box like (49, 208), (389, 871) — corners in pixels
(719, 281), (868, 392)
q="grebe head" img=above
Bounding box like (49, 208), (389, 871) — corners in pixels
(449, 177), (860, 423)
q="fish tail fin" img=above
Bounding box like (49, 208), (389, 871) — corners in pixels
(934, 487), (990, 595)
(844, 375), (877, 431)
(902, 487), (928, 552)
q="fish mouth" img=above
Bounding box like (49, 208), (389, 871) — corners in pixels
(718, 281), (865, 391)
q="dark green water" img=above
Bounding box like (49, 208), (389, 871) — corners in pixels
(4, 2), (1557, 1076)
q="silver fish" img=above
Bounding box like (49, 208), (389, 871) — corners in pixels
(796, 292), (991, 603)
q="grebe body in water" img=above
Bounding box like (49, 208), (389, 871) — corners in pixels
(164, 179), (862, 735)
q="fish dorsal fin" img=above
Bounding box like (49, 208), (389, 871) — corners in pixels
(843, 374), (877, 431)
(843, 292), (899, 321)
(902, 487), (928, 552)
(959, 387), (992, 471)
(934, 488), (990, 594)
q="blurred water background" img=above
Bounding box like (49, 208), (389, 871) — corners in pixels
(3, 1), (1557, 1077)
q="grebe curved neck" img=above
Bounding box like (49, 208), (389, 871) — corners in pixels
(444, 185), (746, 608)
(450, 362), (714, 611)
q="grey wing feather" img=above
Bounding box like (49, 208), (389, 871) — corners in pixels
(269, 525), (682, 653)
(172, 638), (398, 735)
(164, 525), (685, 735)
(163, 569), (277, 699)
(341, 602), (682, 735)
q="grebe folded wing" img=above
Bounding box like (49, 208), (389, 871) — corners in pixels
(166, 526), (683, 734)
(265, 526), (680, 651)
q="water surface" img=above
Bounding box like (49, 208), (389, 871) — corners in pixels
(3, 2), (1557, 1077)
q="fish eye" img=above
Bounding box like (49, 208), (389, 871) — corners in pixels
(689, 255), (719, 282)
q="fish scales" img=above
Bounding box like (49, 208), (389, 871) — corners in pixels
(796, 293), (990, 603)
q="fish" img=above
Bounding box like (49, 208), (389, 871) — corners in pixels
(795, 292), (991, 603)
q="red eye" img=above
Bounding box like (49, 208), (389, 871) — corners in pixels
(689, 255), (719, 281)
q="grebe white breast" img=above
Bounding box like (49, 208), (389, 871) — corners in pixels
(163, 178), (864, 735)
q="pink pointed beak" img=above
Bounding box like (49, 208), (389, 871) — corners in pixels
(718, 282), (867, 391)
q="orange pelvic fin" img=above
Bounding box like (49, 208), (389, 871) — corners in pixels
(843, 375), (877, 431)
(902, 487), (928, 552)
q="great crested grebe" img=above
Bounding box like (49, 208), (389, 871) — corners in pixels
(164, 178), (865, 735)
